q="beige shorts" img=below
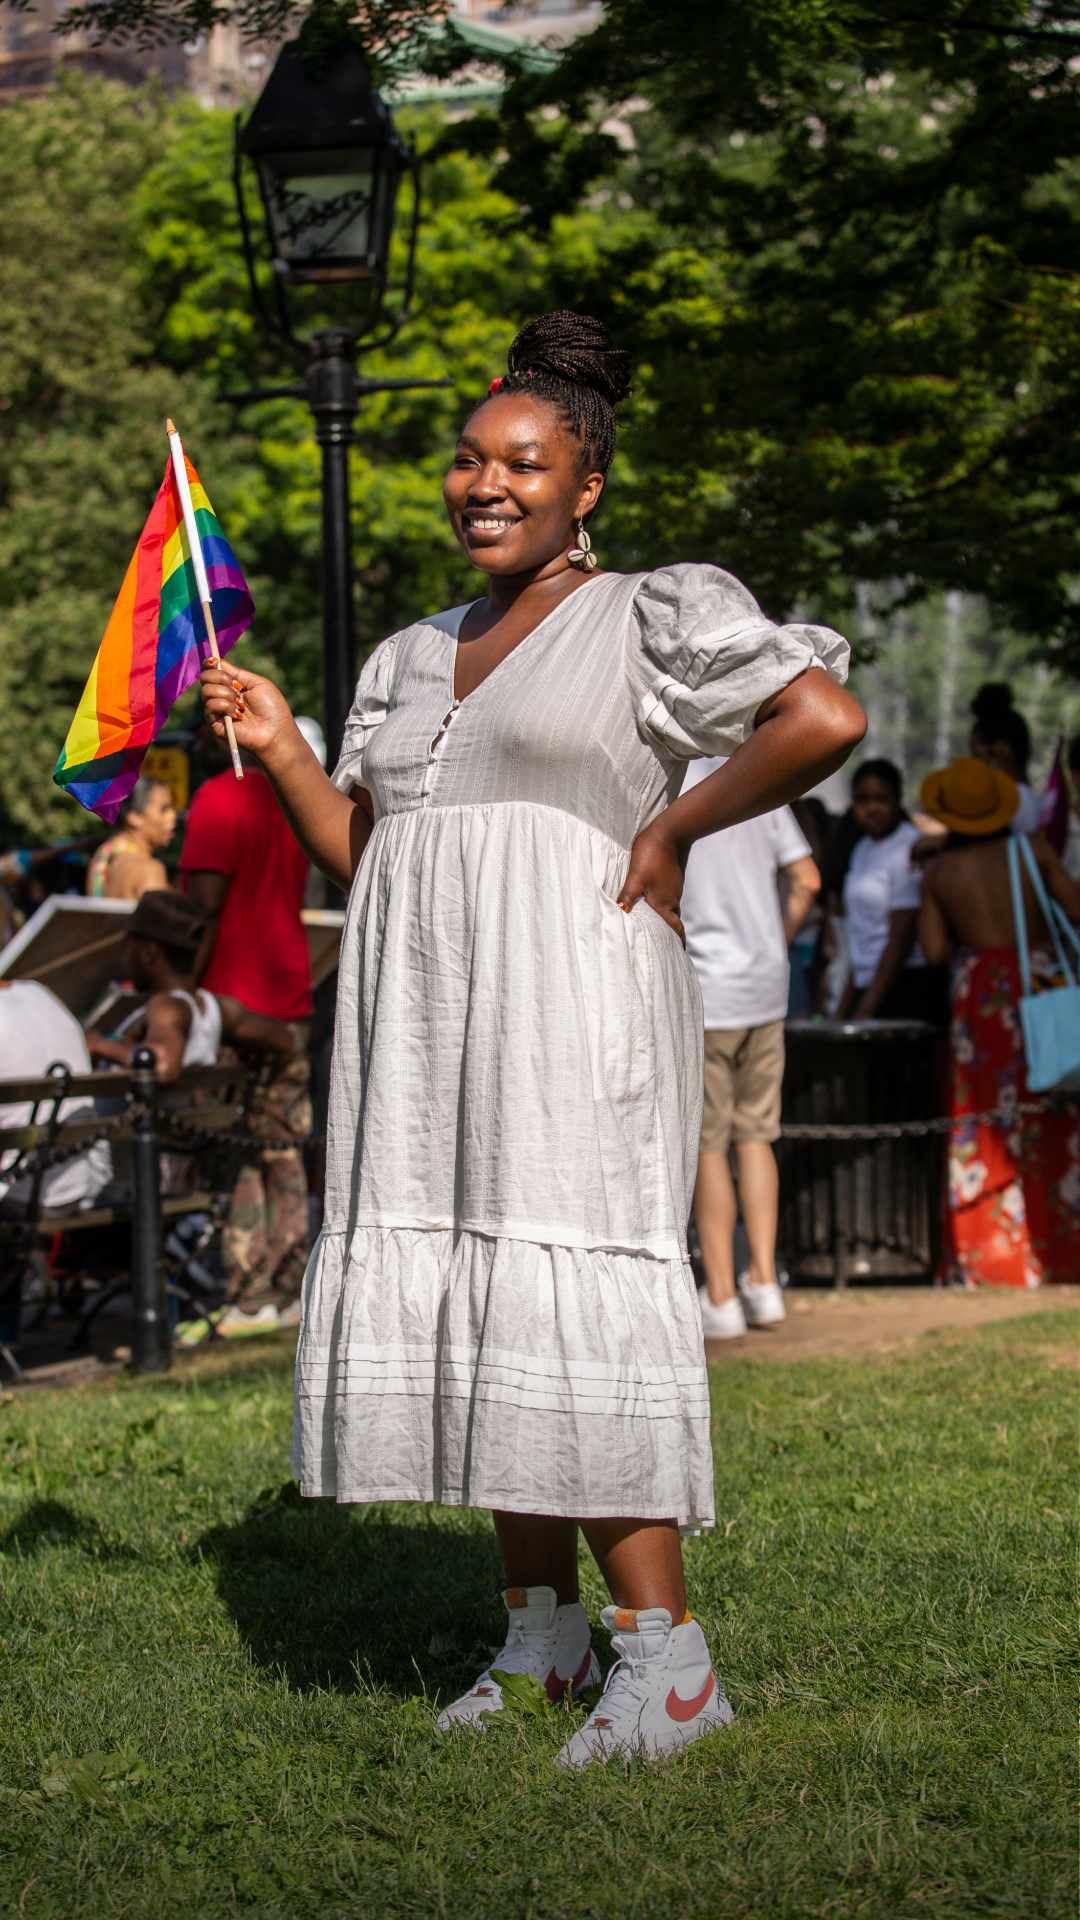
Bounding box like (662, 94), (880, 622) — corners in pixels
(700, 1020), (785, 1152)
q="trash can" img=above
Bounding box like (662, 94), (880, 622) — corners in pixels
(778, 1020), (945, 1286)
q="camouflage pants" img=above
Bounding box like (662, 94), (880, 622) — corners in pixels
(224, 1042), (313, 1310)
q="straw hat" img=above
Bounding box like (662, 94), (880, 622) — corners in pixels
(919, 756), (1019, 835)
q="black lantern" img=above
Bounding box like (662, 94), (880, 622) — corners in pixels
(232, 37), (447, 779)
(235, 38), (419, 345)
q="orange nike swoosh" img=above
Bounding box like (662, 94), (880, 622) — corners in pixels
(665, 1670), (716, 1723)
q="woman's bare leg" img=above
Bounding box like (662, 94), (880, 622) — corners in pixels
(694, 1149), (738, 1304)
(437, 1516), (589, 1729)
(582, 1517), (686, 1618)
(492, 1512), (580, 1605)
(554, 1521), (724, 1770)
(734, 1138), (780, 1288)
(492, 1513), (687, 1616)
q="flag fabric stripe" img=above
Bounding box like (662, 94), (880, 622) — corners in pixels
(158, 523), (231, 631)
(54, 452), (254, 822)
(128, 485), (167, 749)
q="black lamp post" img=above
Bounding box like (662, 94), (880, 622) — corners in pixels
(233, 39), (449, 768)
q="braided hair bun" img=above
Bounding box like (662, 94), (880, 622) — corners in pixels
(507, 312), (632, 408)
(486, 310), (632, 478)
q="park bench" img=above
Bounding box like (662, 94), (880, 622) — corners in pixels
(0, 1053), (270, 1377)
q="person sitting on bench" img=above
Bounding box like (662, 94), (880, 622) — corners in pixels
(85, 891), (291, 1080)
(84, 891), (294, 1203)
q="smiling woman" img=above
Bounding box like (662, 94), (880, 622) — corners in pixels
(442, 311), (631, 696)
(200, 308), (866, 1771)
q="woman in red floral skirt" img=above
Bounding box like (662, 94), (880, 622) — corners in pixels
(919, 758), (1080, 1286)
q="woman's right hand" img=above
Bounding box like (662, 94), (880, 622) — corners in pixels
(200, 664), (296, 763)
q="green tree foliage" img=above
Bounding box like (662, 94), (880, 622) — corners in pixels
(452, 0), (1080, 668)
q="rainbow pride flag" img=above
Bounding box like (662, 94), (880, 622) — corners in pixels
(54, 453), (254, 821)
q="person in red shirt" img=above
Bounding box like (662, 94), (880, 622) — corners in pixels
(180, 742), (313, 1333)
(181, 754), (312, 1020)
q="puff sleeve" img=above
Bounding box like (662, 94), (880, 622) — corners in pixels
(329, 636), (398, 794)
(629, 562), (850, 761)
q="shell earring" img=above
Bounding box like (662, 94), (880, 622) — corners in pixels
(567, 519), (598, 572)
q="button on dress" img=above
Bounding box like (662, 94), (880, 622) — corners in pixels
(294, 563), (849, 1529)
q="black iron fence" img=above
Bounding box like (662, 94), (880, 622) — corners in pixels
(778, 1019), (946, 1287)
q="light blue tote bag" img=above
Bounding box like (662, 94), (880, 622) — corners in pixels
(1007, 834), (1080, 1094)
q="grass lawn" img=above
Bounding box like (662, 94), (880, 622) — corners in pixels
(0, 1309), (1076, 1920)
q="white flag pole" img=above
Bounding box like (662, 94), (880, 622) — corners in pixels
(165, 418), (244, 782)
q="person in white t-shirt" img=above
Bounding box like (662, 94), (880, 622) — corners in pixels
(838, 759), (944, 1022)
(680, 758), (821, 1341)
(0, 980), (105, 1210)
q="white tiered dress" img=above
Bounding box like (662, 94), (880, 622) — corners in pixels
(294, 564), (849, 1530)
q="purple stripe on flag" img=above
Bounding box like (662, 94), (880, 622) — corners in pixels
(64, 770), (138, 824)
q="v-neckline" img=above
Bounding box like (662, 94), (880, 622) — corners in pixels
(447, 573), (609, 709)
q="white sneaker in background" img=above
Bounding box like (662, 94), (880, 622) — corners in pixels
(698, 1291), (748, 1340)
(555, 1606), (734, 1768)
(174, 1302), (281, 1348)
(435, 1585), (599, 1732)
(737, 1274), (787, 1327)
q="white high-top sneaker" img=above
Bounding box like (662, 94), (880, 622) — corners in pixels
(436, 1585), (599, 1732)
(555, 1606), (733, 1768)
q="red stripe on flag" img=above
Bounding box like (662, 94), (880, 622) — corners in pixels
(126, 468), (171, 748)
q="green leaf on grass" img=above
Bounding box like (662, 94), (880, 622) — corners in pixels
(488, 1669), (550, 1716)
(39, 1748), (147, 1809)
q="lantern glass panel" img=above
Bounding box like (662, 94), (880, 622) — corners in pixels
(258, 147), (379, 280)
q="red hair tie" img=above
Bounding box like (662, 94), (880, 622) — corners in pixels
(487, 375), (504, 395)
